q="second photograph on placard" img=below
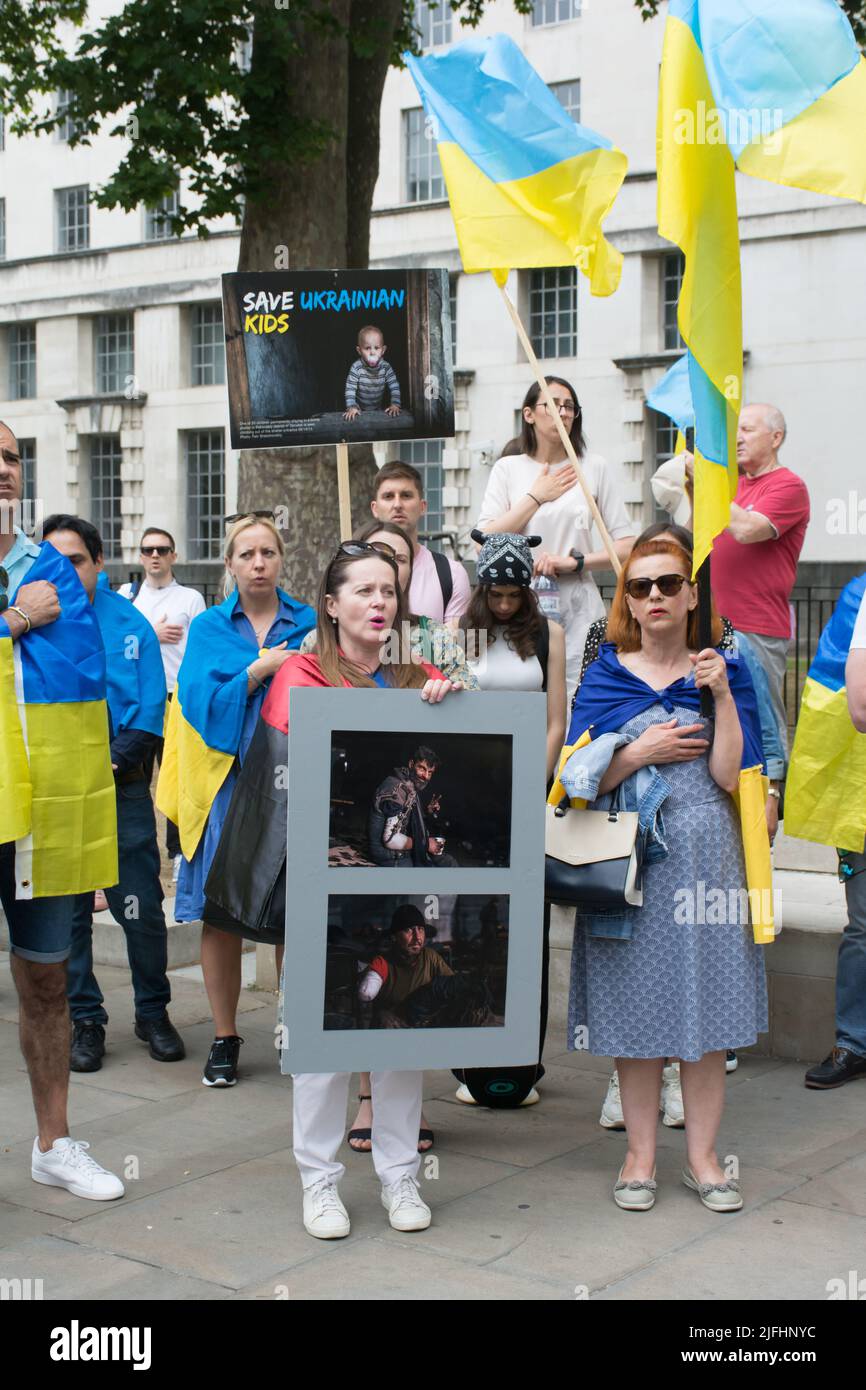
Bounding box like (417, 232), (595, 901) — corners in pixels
(327, 729), (513, 869)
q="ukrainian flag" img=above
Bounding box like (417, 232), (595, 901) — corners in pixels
(0, 543), (117, 897)
(785, 575), (866, 852)
(659, 1), (866, 573)
(405, 34), (627, 295)
(156, 589), (315, 859)
(646, 353), (694, 460)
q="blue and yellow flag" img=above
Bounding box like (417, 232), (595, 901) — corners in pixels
(646, 353), (695, 439)
(659, 0), (866, 572)
(405, 34), (627, 294)
(1, 543), (117, 897)
(93, 587), (167, 743)
(785, 575), (866, 852)
(156, 588), (315, 859)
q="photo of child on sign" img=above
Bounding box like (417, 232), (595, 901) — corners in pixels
(221, 269), (454, 449)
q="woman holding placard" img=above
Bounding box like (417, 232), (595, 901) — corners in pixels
(204, 541), (460, 1240)
(475, 376), (635, 700)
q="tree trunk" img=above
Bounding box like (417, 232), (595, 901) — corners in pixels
(234, 0), (403, 604)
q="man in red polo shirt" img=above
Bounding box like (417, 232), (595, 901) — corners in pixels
(687, 404), (810, 835)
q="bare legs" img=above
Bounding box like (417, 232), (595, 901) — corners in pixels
(350, 1071), (431, 1153)
(618, 1051), (728, 1184)
(201, 923), (284, 1037)
(12, 956), (70, 1151)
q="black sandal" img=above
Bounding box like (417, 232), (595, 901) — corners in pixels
(418, 1128), (435, 1152)
(348, 1094), (373, 1153)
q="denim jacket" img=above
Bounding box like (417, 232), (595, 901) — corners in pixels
(557, 731), (673, 940)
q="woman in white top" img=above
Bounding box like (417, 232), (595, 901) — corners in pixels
(476, 375), (636, 698)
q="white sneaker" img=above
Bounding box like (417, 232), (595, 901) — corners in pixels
(31, 1137), (125, 1201)
(455, 1083), (478, 1104)
(172, 854), (182, 884)
(661, 1062), (685, 1127)
(381, 1174), (431, 1232)
(599, 1070), (625, 1129)
(303, 1179), (350, 1239)
(726, 1050), (739, 1073)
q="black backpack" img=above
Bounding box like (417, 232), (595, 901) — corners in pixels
(430, 548), (454, 614)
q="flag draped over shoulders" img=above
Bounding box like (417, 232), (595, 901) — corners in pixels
(156, 589), (314, 860)
(786, 574), (866, 852)
(550, 644), (773, 943)
(92, 587), (166, 740)
(1, 542), (117, 897)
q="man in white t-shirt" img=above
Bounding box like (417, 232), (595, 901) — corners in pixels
(119, 527), (205, 872)
(370, 461), (470, 625)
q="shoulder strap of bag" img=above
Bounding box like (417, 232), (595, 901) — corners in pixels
(535, 617), (549, 692)
(430, 548), (453, 615)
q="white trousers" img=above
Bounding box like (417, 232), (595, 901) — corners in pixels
(292, 1070), (423, 1190)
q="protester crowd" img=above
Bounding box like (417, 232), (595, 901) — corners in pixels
(2, 386), (864, 1238)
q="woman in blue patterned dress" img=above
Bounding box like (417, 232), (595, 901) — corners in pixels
(558, 538), (769, 1213)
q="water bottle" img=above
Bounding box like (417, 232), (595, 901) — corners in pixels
(532, 574), (564, 625)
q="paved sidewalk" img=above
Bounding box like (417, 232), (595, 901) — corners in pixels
(1, 951), (864, 1302)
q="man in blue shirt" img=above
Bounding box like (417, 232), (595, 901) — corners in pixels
(0, 421), (124, 1201)
(42, 515), (185, 1073)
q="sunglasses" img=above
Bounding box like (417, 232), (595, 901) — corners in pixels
(335, 541), (396, 561)
(141, 545), (173, 557)
(0, 564), (7, 614)
(624, 573), (693, 601)
(224, 510), (277, 527)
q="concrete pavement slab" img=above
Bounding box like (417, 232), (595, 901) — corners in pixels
(594, 1199), (866, 1301)
(0, 1199), (75, 1249)
(238, 1235), (572, 1301)
(0, 1233), (234, 1301)
(778, 1149), (866, 1218)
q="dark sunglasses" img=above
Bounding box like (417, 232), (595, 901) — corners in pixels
(335, 541), (396, 561)
(0, 564), (7, 614)
(624, 573), (693, 601)
(140, 545), (173, 557)
(224, 510), (277, 527)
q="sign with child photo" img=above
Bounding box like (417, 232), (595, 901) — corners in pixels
(221, 269), (455, 449)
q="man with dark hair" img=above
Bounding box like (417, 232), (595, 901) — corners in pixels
(358, 905), (490, 1028)
(42, 515), (184, 1072)
(0, 437), (125, 1200)
(370, 461), (470, 624)
(119, 526), (205, 876)
(368, 748), (455, 867)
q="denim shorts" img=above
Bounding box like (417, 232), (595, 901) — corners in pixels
(0, 841), (76, 962)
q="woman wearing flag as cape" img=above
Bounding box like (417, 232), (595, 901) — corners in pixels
(156, 514), (315, 1088)
(550, 536), (772, 1213)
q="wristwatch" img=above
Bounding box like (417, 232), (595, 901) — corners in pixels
(569, 549), (585, 574)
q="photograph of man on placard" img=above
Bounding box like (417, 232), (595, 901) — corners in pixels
(221, 268), (455, 448)
(327, 730), (513, 869)
(323, 895), (509, 1032)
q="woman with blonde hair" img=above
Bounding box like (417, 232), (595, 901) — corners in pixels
(157, 512), (315, 1088)
(204, 542), (460, 1239)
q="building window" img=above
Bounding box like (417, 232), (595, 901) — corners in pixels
(404, 108), (445, 203)
(19, 440), (36, 502)
(0, 199), (5, 261)
(95, 313), (134, 395)
(649, 411), (681, 522)
(663, 251), (686, 351)
(191, 303), (226, 386)
(90, 435), (123, 559)
(8, 324), (37, 400)
(550, 79), (581, 123)
(414, 1), (452, 48)
(56, 185), (90, 251)
(449, 274), (458, 364)
(529, 267), (577, 359)
(186, 430), (225, 561)
(144, 188), (180, 241)
(531, 0), (581, 26)
(55, 89), (82, 143)
(402, 439), (445, 539)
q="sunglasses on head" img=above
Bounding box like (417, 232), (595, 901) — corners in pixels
(624, 573), (692, 601)
(335, 540), (396, 561)
(141, 545), (172, 557)
(0, 564), (8, 614)
(224, 510), (277, 527)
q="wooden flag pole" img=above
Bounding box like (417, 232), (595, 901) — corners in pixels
(336, 442), (353, 541)
(496, 281), (622, 576)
